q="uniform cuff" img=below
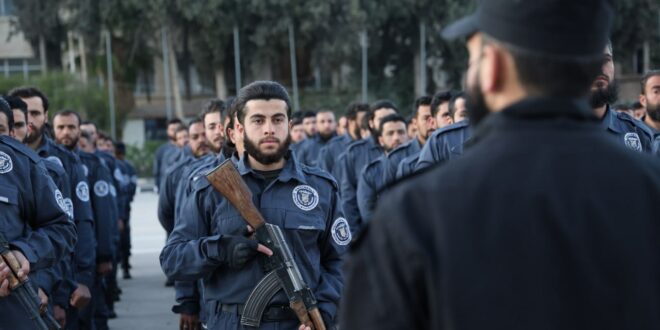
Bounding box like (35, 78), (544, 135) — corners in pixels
(8, 240), (38, 265)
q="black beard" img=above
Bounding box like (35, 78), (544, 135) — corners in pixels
(319, 131), (334, 141)
(466, 80), (489, 125)
(589, 80), (619, 108)
(244, 133), (291, 165)
(24, 124), (44, 144)
(58, 136), (79, 151)
(647, 103), (660, 122)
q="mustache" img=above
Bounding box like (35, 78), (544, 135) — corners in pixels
(259, 137), (280, 144)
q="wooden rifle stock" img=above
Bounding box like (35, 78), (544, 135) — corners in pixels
(205, 160), (266, 230)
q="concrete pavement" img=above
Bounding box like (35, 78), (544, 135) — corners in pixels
(109, 191), (179, 330)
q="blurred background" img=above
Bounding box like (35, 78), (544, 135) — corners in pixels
(0, 0), (658, 177)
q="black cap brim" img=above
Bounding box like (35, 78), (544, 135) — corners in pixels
(441, 13), (479, 40)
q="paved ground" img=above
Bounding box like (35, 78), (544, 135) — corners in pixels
(109, 191), (179, 330)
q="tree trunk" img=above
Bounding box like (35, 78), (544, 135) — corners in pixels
(215, 68), (228, 99)
(39, 35), (47, 74)
(168, 36), (184, 119)
(182, 25), (192, 100)
(78, 34), (88, 84)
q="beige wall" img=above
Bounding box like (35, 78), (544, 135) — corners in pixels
(0, 16), (35, 59)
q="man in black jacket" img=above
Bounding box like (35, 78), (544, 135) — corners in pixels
(341, 1), (660, 329)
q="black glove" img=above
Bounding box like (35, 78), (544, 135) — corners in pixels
(172, 301), (200, 315)
(218, 235), (259, 269)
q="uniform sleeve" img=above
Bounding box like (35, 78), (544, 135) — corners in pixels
(157, 169), (176, 233)
(91, 165), (119, 262)
(415, 137), (436, 171)
(339, 191), (428, 330)
(316, 189), (347, 323)
(339, 152), (362, 236)
(11, 162), (76, 271)
(173, 280), (201, 315)
(70, 163), (96, 288)
(154, 145), (164, 189)
(356, 168), (376, 227)
(160, 187), (225, 281)
(317, 145), (332, 173)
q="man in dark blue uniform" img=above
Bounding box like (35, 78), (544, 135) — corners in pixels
(342, 1), (660, 329)
(295, 110), (337, 166)
(154, 118), (184, 191)
(161, 81), (346, 330)
(384, 96), (432, 180)
(114, 141), (138, 279)
(640, 70), (660, 135)
(356, 114), (409, 227)
(317, 103), (369, 180)
(338, 100), (397, 236)
(0, 132), (77, 330)
(158, 118), (210, 236)
(9, 87), (96, 328)
(591, 44), (655, 153)
(53, 110), (118, 329)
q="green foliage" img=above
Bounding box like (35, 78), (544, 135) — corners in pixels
(125, 140), (162, 177)
(0, 73), (122, 134)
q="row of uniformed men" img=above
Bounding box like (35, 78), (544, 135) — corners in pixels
(291, 46), (660, 238)
(153, 63), (660, 330)
(0, 86), (136, 330)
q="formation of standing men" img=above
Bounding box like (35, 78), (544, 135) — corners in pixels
(0, 86), (136, 330)
(155, 2), (660, 329)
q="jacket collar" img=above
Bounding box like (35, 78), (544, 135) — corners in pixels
(236, 150), (307, 185)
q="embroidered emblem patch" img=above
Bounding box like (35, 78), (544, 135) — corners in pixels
(114, 168), (124, 183)
(46, 156), (63, 167)
(624, 133), (642, 152)
(0, 151), (12, 174)
(76, 181), (90, 202)
(94, 181), (109, 197)
(55, 189), (67, 213)
(292, 185), (319, 211)
(331, 217), (351, 246)
(64, 198), (74, 219)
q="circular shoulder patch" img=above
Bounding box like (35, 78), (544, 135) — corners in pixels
(94, 181), (109, 197)
(46, 156), (64, 168)
(54, 189), (67, 214)
(109, 184), (117, 197)
(76, 181), (90, 202)
(82, 164), (89, 177)
(624, 132), (642, 152)
(114, 168), (124, 183)
(331, 217), (351, 246)
(292, 185), (319, 211)
(63, 198), (74, 219)
(0, 151), (13, 174)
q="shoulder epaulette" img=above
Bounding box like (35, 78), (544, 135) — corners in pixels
(0, 136), (41, 163)
(300, 164), (338, 189)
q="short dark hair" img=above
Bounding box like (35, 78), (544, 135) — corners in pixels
(176, 125), (188, 133)
(412, 96), (432, 119)
(0, 97), (13, 130)
(632, 101), (644, 110)
(345, 102), (370, 121)
(201, 98), (225, 123)
(5, 96), (27, 114)
(448, 91), (466, 118)
(167, 118), (183, 126)
(8, 86), (49, 112)
(430, 90), (453, 117)
(370, 100), (399, 117)
(291, 117), (303, 126)
(80, 130), (92, 141)
(234, 81), (291, 124)
(484, 35), (601, 98)
(53, 109), (82, 127)
(188, 117), (204, 128)
(360, 112), (371, 130)
(302, 111), (317, 119)
(378, 114), (407, 133)
(614, 103), (630, 111)
(641, 70), (660, 94)
(81, 120), (98, 130)
(115, 142), (126, 155)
